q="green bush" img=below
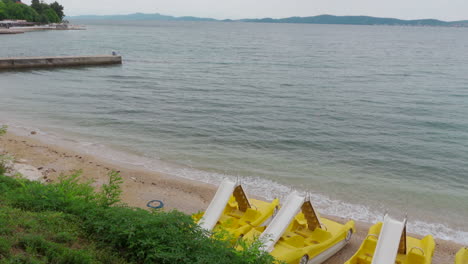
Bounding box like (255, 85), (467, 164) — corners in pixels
(0, 173), (276, 264)
(18, 234), (94, 264)
(0, 125), (8, 175)
(0, 125), (6, 136)
(6, 171), (97, 213)
(0, 168), (20, 195)
(0, 199), (128, 264)
(97, 170), (124, 207)
(0, 237), (11, 258)
(52, 232), (76, 244)
(0, 154), (14, 177)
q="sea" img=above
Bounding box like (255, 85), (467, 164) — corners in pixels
(0, 20), (467, 244)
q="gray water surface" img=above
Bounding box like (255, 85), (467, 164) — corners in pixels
(1, 21), (467, 242)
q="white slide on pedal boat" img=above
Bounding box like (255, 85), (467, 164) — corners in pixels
(372, 215), (406, 264)
(198, 179), (237, 231)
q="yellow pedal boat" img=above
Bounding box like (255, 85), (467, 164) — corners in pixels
(345, 215), (435, 264)
(456, 247), (468, 264)
(244, 192), (355, 264)
(194, 179), (279, 239)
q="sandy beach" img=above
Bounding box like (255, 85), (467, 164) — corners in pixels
(0, 129), (463, 263)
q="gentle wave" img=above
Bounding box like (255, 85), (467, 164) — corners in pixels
(1, 22), (467, 245)
(5, 121), (466, 244)
(161, 165), (468, 245)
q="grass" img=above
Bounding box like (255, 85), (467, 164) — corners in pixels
(0, 125), (9, 176)
(0, 171), (276, 264)
(0, 125), (6, 137)
(0, 205), (127, 264)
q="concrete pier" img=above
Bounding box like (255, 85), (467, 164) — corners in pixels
(0, 29), (24, 34)
(0, 55), (122, 70)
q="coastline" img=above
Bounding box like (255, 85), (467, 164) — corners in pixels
(0, 127), (463, 263)
(0, 25), (85, 35)
(0, 129), (215, 214)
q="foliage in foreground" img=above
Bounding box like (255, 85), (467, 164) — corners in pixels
(0, 125), (6, 136)
(0, 125), (9, 176)
(0, 172), (275, 264)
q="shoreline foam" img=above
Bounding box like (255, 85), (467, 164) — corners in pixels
(0, 122), (465, 263)
(2, 120), (468, 244)
(8, 123), (468, 243)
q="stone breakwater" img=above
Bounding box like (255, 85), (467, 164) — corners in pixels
(0, 24), (85, 34)
(0, 55), (122, 69)
(0, 29), (24, 34)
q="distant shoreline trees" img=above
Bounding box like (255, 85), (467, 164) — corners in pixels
(0, 0), (64, 24)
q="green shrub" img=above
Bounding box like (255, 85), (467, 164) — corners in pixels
(0, 173), (276, 264)
(52, 232), (76, 244)
(0, 172), (22, 194)
(97, 170), (124, 207)
(0, 154), (13, 176)
(18, 234), (94, 264)
(0, 237), (11, 258)
(0, 227), (13, 236)
(0, 205), (129, 264)
(0, 125), (6, 136)
(5, 171), (97, 213)
(0, 254), (43, 264)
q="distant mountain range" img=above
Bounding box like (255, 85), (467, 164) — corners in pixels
(68, 13), (216, 22)
(69, 13), (468, 27)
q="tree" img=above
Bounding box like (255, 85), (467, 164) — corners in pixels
(38, 13), (48, 23)
(2, 0), (39, 21)
(0, 1), (7, 20)
(43, 7), (59, 23)
(50, 1), (63, 20)
(30, 0), (42, 13)
(0, 0), (63, 23)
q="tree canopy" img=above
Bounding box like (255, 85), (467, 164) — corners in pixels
(0, 0), (64, 23)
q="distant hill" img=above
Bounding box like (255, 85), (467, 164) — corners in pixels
(240, 15), (468, 27)
(240, 15), (448, 26)
(450, 20), (468, 27)
(69, 13), (468, 27)
(69, 12), (216, 22)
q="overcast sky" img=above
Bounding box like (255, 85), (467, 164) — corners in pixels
(24, 0), (468, 21)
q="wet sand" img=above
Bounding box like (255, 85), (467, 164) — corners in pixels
(0, 130), (462, 263)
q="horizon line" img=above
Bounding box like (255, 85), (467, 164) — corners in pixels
(66, 12), (468, 23)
